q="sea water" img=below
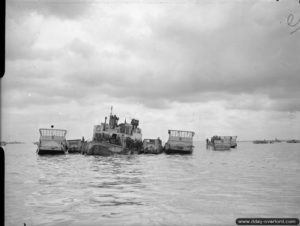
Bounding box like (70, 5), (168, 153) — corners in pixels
(4, 142), (300, 226)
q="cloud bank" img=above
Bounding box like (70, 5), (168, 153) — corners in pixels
(2, 0), (300, 141)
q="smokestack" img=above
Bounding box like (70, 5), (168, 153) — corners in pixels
(104, 117), (107, 131)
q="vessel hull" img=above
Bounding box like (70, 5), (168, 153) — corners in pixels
(37, 148), (66, 155)
(212, 143), (231, 151)
(68, 149), (81, 154)
(85, 141), (128, 156)
(164, 148), (193, 155)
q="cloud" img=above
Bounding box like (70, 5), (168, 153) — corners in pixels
(2, 0), (300, 141)
(7, 0), (91, 20)
(68, 38), (95, 58)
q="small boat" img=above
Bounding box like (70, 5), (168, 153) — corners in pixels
(83, 109), (143, 156)
(213, 140), (231, 150)
(67, 139), (83, 153)
(164, 130), (195, 154)
(37, 127), (68, 155)
(141, 138), (163, 154)
(209, 136), (231, 151)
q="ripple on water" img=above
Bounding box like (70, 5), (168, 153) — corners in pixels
(5, 142), (300, 225)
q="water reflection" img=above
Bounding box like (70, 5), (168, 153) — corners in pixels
(84, 155), (147, 209)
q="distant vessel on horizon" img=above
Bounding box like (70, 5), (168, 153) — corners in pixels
(253, 140), (269, 144)
(286, 139), (300, 143)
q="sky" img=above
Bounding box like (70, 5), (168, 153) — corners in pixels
(1, 0), (300, 142)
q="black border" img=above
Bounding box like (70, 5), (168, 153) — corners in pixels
(0, 0), (5, 224)
(0, 0), (4, 78)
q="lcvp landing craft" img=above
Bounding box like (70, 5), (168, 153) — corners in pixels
(37, 127), (68, 155)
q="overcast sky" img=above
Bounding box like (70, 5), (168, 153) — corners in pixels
(2, 0), (300, 142)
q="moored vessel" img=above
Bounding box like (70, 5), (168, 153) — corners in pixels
(67, 139), (83, 153)
(209, 136), (231, 151)
(164, 130), (195, 154)
(83, 109), (143, 156)
(37, 127), (68, 155)
(141, 138), (163, 154)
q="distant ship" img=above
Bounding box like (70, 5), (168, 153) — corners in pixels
(253, 140), (269, 144)
(286, 139), (300, 143)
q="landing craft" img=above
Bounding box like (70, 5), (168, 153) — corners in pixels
(164, 130), (195, 154)
(83, 109), (143, 156)
(37, 127), (68, 155)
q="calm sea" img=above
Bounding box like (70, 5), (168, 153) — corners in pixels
(4, 142), (300, 226)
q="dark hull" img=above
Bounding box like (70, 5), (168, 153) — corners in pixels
(87, 145), (113, 156)
(85, 142), (127, 156)
(37, 149), (66, 155)
(213, 148), (230, 151)
(68, 149), (81, 154)
(164, 149), (192, 155)
(143, 151), (162, 154)
(141, 148), (163, 154)
(141, 151), (163, 154)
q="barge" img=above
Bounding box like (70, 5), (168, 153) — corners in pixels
(37, 127), (68, 155)
(164, 130), (195, 154)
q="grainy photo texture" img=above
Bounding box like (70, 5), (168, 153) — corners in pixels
(2, 0), (300, 225)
